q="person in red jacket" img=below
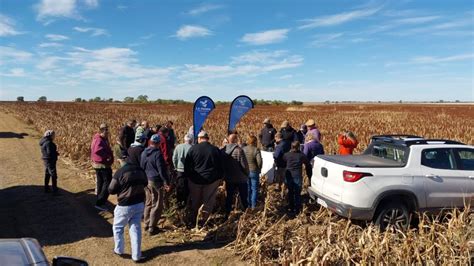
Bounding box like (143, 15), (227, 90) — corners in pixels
(338, 131), (358, 155)
(91, 123), (114, 211)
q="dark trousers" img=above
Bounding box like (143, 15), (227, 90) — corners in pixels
(176, 171), (189, 209)
(44, 160), (58, 192)
(285, 173), (302, 213)
(95, 168), (112, 206)
(225, 182), (248, 214)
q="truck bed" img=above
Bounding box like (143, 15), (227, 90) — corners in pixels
(317, 154), (406, 168)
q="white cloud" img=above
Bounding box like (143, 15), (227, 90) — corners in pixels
(45, 34), (69, 41)
(0, 46), (33, 62)
(38, 42), (63, 48)
(299, 7), (381, 29)
(35, 0), (100, 22)
(411, 54), (474, 64)
(0, 68), (26, 77)
(180, 50), (303, 82)
(73, 26), (108, 36)
(175, 25), (212, 40)
(187, 4), (223, 16)
(310, 33), (344, 47)
(0, 14), (23, 36)
(37, 56), (62, 70)
(240, 29), (289, 45)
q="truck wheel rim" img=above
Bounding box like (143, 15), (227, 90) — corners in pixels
(382, 208), (407, 230)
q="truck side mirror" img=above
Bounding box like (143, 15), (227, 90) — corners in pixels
(52, 256), (88, 266)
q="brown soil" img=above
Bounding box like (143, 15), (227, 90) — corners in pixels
(0, 112), (245, 266)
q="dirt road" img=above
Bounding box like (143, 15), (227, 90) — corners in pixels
(0, 112), (243, 266)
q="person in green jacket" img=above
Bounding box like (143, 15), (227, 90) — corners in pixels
(172, 133), (193, 208)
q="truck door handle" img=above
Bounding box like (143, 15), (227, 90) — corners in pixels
(425, 174), (438, 178)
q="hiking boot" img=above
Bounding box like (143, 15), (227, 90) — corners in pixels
(147, 227), (160, 236)
(133, 256), (147, 263)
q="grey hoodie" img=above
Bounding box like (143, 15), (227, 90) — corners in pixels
(223, 143), (249, 183)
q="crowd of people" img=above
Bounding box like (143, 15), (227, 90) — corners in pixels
(39, 118), (359, 263)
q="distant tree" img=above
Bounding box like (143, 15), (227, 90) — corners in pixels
(82, 99), (86, 102)
(74, 98), (82, 102)
(38, 96), (47, 102)
(135, 95), (149, 103)
(17, 96), (24, 102)
(106, 98), (113, 102)
(123, 96), (134, 103)
(290, 100), (303, 105)
(93, 97), (102, 102)
(399, 100), (403, 103)
(455, 100), (460, 103)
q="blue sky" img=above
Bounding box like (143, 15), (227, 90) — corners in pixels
(0, 0), (473, 102)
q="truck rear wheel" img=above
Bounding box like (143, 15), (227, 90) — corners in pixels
(374, 202), (410, 231)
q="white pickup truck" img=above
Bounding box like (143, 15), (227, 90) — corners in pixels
(308, 135), (474, 230)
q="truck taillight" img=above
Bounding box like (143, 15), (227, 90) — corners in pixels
(343, 171), (373, 182)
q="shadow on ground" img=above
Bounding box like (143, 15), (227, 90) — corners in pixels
(0, 132), (29, 139)
(0, 185), (112, 246)
(143, 241), (229, 262)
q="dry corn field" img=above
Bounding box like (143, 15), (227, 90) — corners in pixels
(0, 102), (473, 264)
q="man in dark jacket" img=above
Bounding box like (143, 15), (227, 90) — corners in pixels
(184, 131), (223, 226)
(109, 155), (148, 263)
(223, 134), (249, 215)
(140, 134), (171, 235)
(280, 120), (297, 145)
(258, 118), (277, 152)
(127, 133), (147, 166)
(40, 130), (59, 193)
(91, 123), (114, 210)
(119, 119), (137, 149)
(273, 132), (289, 192)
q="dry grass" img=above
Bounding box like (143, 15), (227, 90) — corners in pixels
(1, 102), (473, 264)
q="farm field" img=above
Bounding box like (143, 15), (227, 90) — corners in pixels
(0, 102), (473, 264)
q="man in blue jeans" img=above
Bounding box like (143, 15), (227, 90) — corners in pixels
(109, 156), (148, 263)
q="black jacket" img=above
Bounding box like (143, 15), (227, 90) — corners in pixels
(283, 151), (312, 179)
(184, 142), (223, 185)
(39, 137), (58, 162)
(259, 124), (277, 148)
(280, 126), (297, 143)
(109, 164), (148, 206)
(127, 144), (145, 166)
(119, 125), (135, 148)
(273, 141), (290, 168)
(140, 146), (170, 185)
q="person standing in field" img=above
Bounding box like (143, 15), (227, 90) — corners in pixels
(283, 141), (312, 214)
(140, 134), (170, 236)
(91, 123), (114, 211)
(258, 118), (277, 152)
(127, 133), (147, 166)
(158, 127), (173, 168)
(338, 131), (358, 155)
(303, 133), (325, 163)
(172, 133), (193, 209)
(184, 131), (223, 226)
(243, 135), (262, 209)
(165, 121), (177, 150)
(280, 120), (298, 145)
(119, 119), (137, 149)
(223, 134), (250, 216)
(305, 119), (322, 142)
(108, 151), (148, 263)
(113, 136), (127, 168)
(273, 132), (289, 192)
(40, 130), (59, 194)
(296, 124), (308, 144)
(136, 121), (153, 147)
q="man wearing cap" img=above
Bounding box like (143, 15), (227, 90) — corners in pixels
(40, 130), (59, 194)
(184, 131), (223, 226)
(119, 119), (137, 149)
(91, 123), (114, 211)
(172, 133), (193, 209)
(140, 134), (171, 235)
(127, 132), (147, 166)
(258, 118), (277, 152)
(305, 119), (322, 142)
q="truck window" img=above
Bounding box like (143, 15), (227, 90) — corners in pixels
(421, 149), (455, 170)
(454, 148), (474, 170)
(370, 143), (407, 163)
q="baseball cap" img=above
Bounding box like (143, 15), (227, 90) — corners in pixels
(99, 123), (108, 130)
(263, 118), (271, 124)
(150, 134), (161, 143)
(198, 131), (209, 138)
(281, 121), (289, 128)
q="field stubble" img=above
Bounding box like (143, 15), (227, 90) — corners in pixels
(0, 102), (473, 264)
